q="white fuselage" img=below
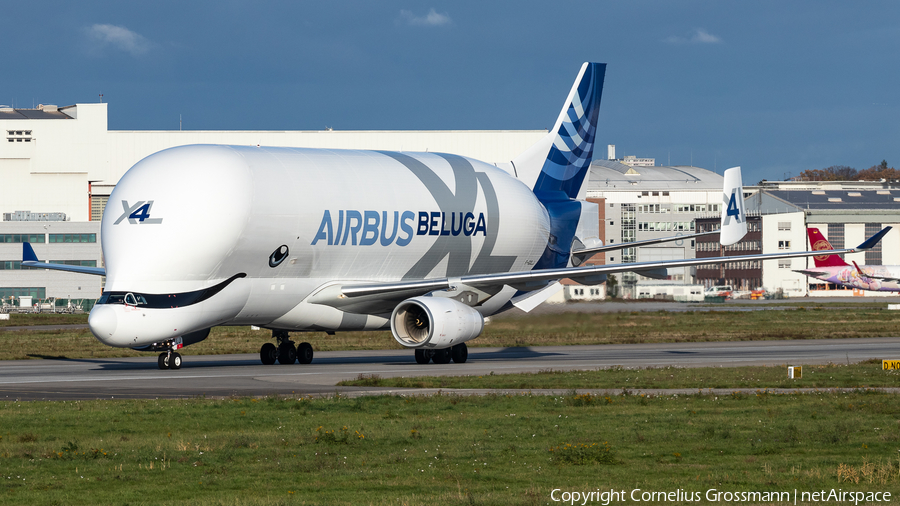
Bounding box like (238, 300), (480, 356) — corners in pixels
(89, 145), (551, 348)
(803, 264), (900, 292)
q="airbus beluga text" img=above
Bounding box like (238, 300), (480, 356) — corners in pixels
(23, 63), (889, 370)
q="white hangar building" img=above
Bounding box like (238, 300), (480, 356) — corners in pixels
(583, 159), (727, 297)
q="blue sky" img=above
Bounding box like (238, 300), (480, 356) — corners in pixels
(3, 1), (899, 184)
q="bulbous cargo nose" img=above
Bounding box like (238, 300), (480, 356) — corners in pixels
(88, 305), (118, 345)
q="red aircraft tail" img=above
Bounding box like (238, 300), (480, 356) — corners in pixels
(807, 228), (849, 267)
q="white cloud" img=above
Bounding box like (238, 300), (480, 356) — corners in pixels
(665, 28), (722, 45)
(86, 24), (152, 56)
(399, 8), (452, 27)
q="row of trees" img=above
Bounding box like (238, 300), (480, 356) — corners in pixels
(795, 161), (899, 181)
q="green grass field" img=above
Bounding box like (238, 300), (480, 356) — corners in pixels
(2, 306), (900, 504)
(339, 360), (900, 390)
(1, 390), (898, 505)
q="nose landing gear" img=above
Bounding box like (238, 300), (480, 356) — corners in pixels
(158, 351), (182, 370)
(156, 337), (184, 370)
(260, 330), (314, 365)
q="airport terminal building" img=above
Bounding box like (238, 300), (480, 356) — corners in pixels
(2, 102), (899, 307)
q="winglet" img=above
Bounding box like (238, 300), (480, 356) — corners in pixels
(719, 167), (747, 246)
(856, 226), (891, 250)
(21, 241), (106, 276)
(23, 242), (39, 263)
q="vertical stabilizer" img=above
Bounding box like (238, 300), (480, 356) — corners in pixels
(513, 62), (606, 201)
(720, 167), (747, 246)
(807, 228), (850, 267)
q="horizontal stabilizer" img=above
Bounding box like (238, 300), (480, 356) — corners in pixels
(21, 242), (106, 276)
(793, 269), (831, 278)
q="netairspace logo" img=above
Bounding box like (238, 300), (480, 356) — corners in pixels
(311, 210), (487, 247)
(549, 488), (893, 505)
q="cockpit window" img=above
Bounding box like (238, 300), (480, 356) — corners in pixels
(97, 273), (246, 309)
(124, 293), (148, 306)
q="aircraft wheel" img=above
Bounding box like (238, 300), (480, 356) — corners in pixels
(432, 348), (452, 364)
(260, 342), (277, 365)
(297, 342), (314, 364)
(277, 343), (297, 364)
(451, 343), (468, 364)
(158, 353), (169, 370)
(414, 349), (430, 364)
(170, 352), (182, 370)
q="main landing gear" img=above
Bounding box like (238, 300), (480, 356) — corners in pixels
(414, 343), (468, 364)
(260, 330), (314, 365)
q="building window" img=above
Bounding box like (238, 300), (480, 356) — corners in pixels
(0, 261), (22, 270)
(0, 287), (46, 299)
(778, 259), (792, 269)
(865, 223), (882, 265)
(778, 222), (791, 231)
(778, 240), (791, 250)
(0, 234), (45, 243)
(91, 196), (109, 222)
(49, 233), (97, 243)
(6, 130), (33, 143)
(827, 224), (844, 249)
(48, 260), (97, 267)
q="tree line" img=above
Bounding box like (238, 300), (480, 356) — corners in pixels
(794, 161), (899, 181)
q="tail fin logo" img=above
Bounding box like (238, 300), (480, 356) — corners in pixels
(533, 63), (606, 199)
(725, 190), (743, 224)
(811, 238), (833, 262)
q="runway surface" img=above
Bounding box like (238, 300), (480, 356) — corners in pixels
(0, 337), (897, 401)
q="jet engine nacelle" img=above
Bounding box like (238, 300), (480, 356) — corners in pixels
(390, 296), (484, 349)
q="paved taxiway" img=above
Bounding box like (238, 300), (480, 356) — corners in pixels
(0, 337), (897, 401)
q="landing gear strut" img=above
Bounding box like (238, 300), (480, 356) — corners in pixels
(414, 343), (467, 364)
(259, 330), (314, 365)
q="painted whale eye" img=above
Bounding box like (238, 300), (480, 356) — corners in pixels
(268, 245), (289, 267)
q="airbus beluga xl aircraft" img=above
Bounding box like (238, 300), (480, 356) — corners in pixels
(22, 62), (890, 369)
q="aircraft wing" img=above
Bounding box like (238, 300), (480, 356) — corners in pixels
(793, 269), (832, 278)
(21, 242), (106, 276)
(571, 230), (720, 265)
(340, 227), (891, 300)
(861, 274), (900, 282)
